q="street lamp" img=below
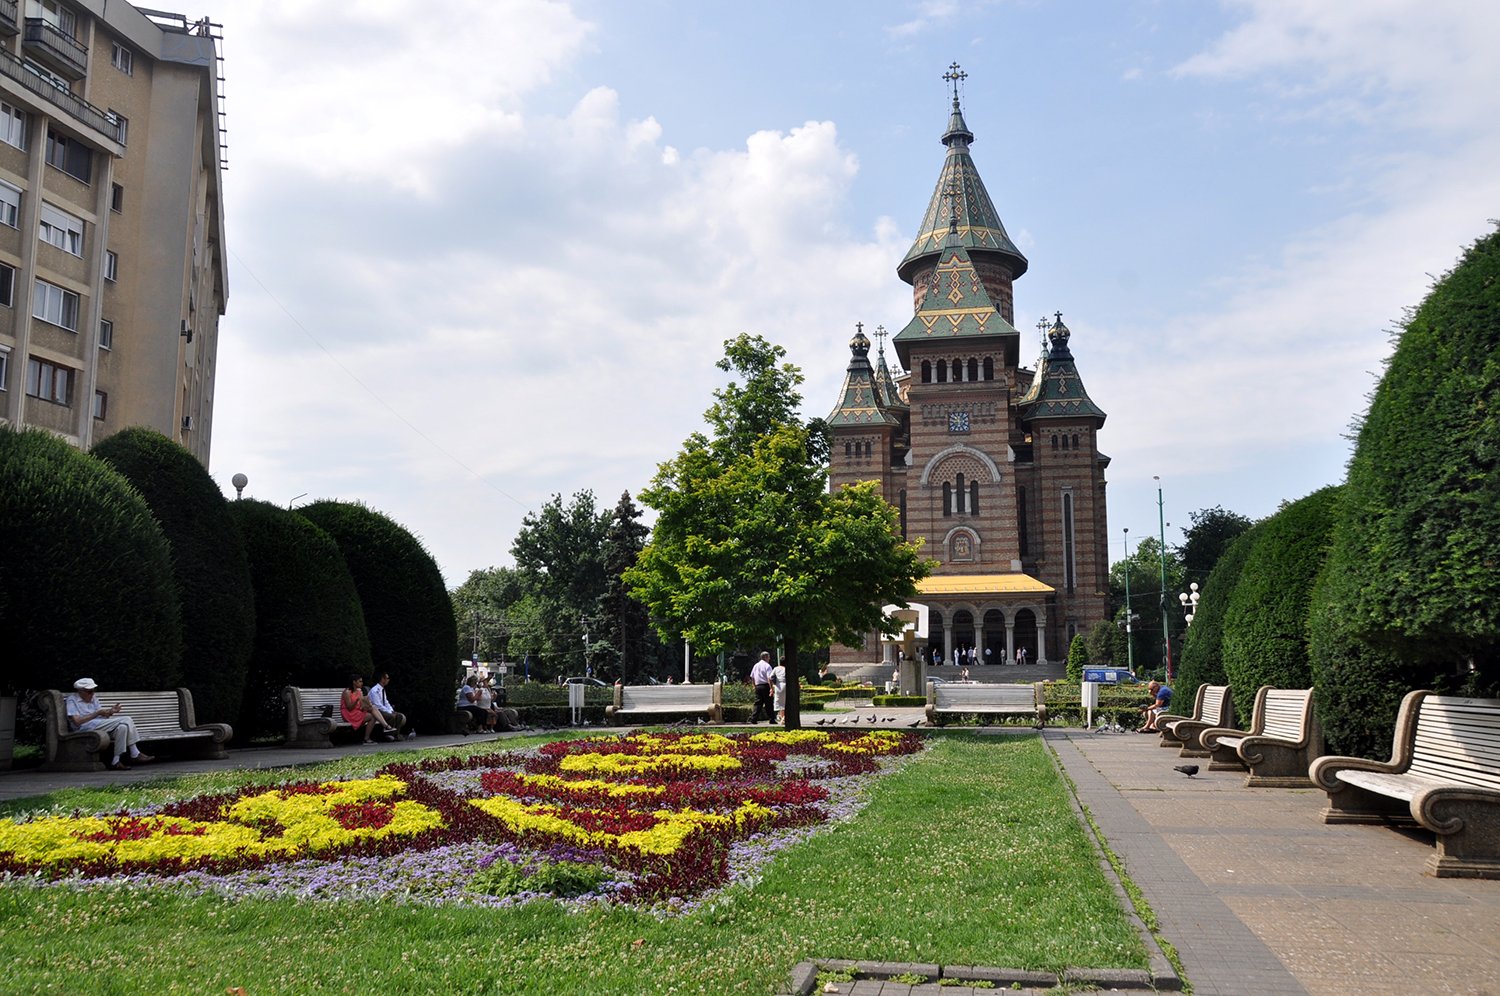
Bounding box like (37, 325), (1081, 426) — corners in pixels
(1179, 583), (1200, 626)
(1154, 476), (1173, 680)
(1121, 527), (1136, 670)
(231, 472), (248, 500)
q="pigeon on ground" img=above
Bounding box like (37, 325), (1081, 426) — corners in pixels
(1174, 764), (1200, 777)
(866, 714), (877, 724)
(908, 719), (923, 728)
(882, 716), (896, 723)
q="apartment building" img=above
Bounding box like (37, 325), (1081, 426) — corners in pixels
(0, 1), (225, 462)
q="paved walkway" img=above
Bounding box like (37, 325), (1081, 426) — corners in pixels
(4, 719), (1499, 994)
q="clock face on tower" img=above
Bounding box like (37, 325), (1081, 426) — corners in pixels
(948, 410), (970, 434)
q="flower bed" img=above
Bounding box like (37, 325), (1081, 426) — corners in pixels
(0, 729), (922, 908)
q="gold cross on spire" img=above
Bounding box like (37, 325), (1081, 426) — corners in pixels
(943, 62), (967, 103)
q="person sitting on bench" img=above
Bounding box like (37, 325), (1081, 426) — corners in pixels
(65, 677), (155, 770)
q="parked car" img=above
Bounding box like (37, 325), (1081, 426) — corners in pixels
(563, 676), (609, 688)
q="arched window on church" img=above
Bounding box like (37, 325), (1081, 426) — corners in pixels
(844, 441), (851, 457)
(970, 480), (980, 515)
(899, 488), (907, 540)
(942, 482), (952, 516)
(1051, 435), (1059, 451)
(865, 440), (874, 458)
(921, 360), (932, 383)
(983, 357), (994, 380)
(967, 357), (979, 381)
(955, 472), (966, 514)
(1017, 486), (1028, 556)
(1062, 435), (1070, 451)
(1072, 434), (1080, 450)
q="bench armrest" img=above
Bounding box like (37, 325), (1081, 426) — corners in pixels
(1199, 725), (1250, 751)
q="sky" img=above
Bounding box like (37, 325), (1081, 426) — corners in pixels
(205, 0), (1500, 589)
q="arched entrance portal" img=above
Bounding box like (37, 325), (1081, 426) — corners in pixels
(1013, 609), (1038, 664)
(951, 609), (975, 664)
(983, 609), (1006, 664)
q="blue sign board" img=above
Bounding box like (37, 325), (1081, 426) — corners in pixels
(1083, 668), (1135, 684)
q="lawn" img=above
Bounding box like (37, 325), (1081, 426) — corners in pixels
(0, 733), (1145, 993)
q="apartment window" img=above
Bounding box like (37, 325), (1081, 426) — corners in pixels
(25, 356), (73, 405)
(0, 102), (27, 151)
(24, 60), (71, 95)
(33, 278), (79, 330)
(29, 0), (77, 37)
(39, 202), (84, 256)
(98, 318), (112, 349)
(104, 250), (118, 282)
(107, 111), (128, 146)
(110, 183), (123, 212)
(44, 129), (91, 184)
(0, 182), (18, 228)
(111, 42), (134, 76)
(93, 389), (107, 419)
(0, 263), (12, 307)
(0, 345), (8, 389)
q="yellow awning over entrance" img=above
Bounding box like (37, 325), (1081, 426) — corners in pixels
(916, 574), (1055, 597)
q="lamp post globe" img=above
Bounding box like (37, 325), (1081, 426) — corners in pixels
(231, 473), (248, 500)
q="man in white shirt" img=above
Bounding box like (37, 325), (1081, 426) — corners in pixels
(749, 652), (775, 724)
(64, 677), (154, 771)
(366, 672), (409, 738)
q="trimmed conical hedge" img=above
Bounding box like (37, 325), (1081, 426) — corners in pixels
(298, 500), (457, 732)
(228, 499), (371, 738)
(92, 428), (255, 724)
(0, 427), (181, 692)
(1220, 486), (1341, 721)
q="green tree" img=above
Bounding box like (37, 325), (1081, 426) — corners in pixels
(1082, 619), (1124, 670)
(1176, 521), (1262, 711)
(1109, 536), (1183, 677)
(627, 335), (929, 728)
(1066, 633), (1088, 682)
(451, 566), (531, 664)
(0, 427), (181, 693)
(1337, 227), (1500, 680)
(512, 491), (611, 678)
(1220, 486), (1341, 720)
(1177, 505), (1253, 590)
(298, 500), (457, 733)
(91, 427), (255, 724)
(599, 491), (661, 684)
(228, 499), (372, 738)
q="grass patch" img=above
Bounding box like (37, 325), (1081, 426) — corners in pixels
(0, 735), (1145, 993)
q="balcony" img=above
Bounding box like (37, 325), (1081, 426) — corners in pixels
(0, 47), (115, 140)
(23, 17), (87, 80)
(0, 2), (18, 37)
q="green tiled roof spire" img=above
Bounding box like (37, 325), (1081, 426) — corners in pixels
(891, 241), (1020, 368)
(898, 64), (1028, 284)
(1018, 314), (1107, 425)
(871, 325), (903, 409)
(828, 324), (904, 429)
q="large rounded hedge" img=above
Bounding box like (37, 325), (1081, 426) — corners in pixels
(1220, 486), (1341, 720)
(0, 427), (181, 692)
(298, 500), (457, 733)
(91, 428), (255, 724)
(228, 499), (371, 738)
(1337, 228), (1500, 677)
(1175, 521), (1261, 721)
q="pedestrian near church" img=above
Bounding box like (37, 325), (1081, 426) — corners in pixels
(750, 652), (775, 723)
(65, 678), (153, 771)
(771, 657), (787, 724)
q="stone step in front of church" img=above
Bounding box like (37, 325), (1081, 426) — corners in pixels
(827, 661), (1067, 685)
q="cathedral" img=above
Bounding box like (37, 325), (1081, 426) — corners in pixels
(827, 69), (1109, 667)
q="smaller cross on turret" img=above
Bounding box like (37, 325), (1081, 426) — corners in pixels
(1036, 316), (1050, 351)
(873, 324), (888, 354)
(855, 321), (864, 336)
(943, 63), (967, 104)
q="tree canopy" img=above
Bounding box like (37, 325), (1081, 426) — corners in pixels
(627, 334), (928, 727)
(1177, 505), (1253, 590)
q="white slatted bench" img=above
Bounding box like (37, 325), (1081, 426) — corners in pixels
(281, 686), (408, 747)
(1156, 683), (1233, 755)
(605, 683), (722, 725)
(925, 681), (1046, 727)
(1201, 686), (1322, 787)
(41, 688), (232, 772)
(1309, 691), (1500, 878)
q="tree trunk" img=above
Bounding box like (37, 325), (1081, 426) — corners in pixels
(783, 634), (801, 730)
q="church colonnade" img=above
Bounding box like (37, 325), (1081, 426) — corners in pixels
(921, 602), (1048, 665)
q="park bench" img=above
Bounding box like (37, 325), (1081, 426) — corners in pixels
(40, 688), (233, 772)
(925, 681), (1046, 727)
(282, 686), (407, 747)
(1309, 690), (1500, 879)
(605, 683), (723, 725)
(1156, 683), (1233, 755)
(1200, 686), (1322, 787)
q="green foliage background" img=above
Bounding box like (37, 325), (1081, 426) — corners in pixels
(91, 428), (255, 724)
(1176, 521), (1262, 719)
(299, 500), (456, 732)
(228, 499), (372, 738)
(0, 427), (182, 693)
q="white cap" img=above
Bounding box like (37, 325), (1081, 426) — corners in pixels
(73, 677), (98, 690)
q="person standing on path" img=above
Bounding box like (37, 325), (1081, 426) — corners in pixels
(65, 678), (154, 771)
(750, 652), (774, 723)
(771, 656), (787, 724)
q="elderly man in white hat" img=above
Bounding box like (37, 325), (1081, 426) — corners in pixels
(64, 678), (153, 771)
